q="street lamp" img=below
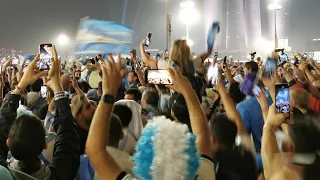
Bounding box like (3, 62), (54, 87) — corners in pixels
(268, 4), (282, 49)
(179, 1), (199, 41)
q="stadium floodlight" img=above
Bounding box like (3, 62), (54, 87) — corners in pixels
(57, 34), (69, 45)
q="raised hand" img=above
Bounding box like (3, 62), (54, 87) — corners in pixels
(100, 54), (122, 95)
(48, 45), (63, 93)
(2, 58), (13, 72)
(17, 54), (47, 90)
(265, 104), (289, 128)
(165, 68), (193, 95)
(48, 45), (61, 80)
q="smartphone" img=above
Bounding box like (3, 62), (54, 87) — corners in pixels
(39, 44), (53, 71)
(145, 33), (152, 47)
(263, 57), (277, 78)
(41, 85), (47, 98)
(214, 52), (218, 58)
(12, 58), (19, 65)
(275, 83), (290, 113)
(302, 53), (307, 59)
(156, 53), (161, 60)
(145, 69), (173, 85)
(90, 58), (96, 64)
(207, 63), (219, 86)
(278, 53), (289, 66)
(293, 56), (300, 67)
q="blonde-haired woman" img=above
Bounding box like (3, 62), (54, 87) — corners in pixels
(140, 39), (211, 76)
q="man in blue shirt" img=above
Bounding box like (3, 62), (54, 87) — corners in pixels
(236, 91), (273, 171)
(236, 92), (272, 152)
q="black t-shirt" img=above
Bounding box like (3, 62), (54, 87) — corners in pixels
(213, 146), (258, 180)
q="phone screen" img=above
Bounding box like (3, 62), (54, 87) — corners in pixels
(207, 63), (219, 86)
(278, 53), (288, 66)
(90, 58), (96, 64)
(41, 85), (47, 98)
(39, 44), (53, 70)
(145, 39), (150, 46)
(146, 69), (172, 85)
(145, 33), (152, 47)
(12, 58), (19, 65)
(263, 57), (277, 78)
(275, 83), (290, 113)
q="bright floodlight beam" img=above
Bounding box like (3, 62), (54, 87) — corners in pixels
(179, 1), (199, 40)
(187, 39), (194, 47)
(268, 4), (282, 10)
(268, 3), (282, 49)
(180, 1), (195, 8)
(57, 34), (69, 45)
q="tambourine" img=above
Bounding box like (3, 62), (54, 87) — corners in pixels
(88, 70), (102, 88)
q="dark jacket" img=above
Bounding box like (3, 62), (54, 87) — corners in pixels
(0, 93), (80, 180)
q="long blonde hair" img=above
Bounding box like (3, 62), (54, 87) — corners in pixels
(170, 39), (194, 74)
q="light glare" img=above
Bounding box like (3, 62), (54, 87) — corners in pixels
(57, 34), (69, 45)
(268, 4), (282, 10)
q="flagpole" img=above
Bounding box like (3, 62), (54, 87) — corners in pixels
(166, 0), (168, 50)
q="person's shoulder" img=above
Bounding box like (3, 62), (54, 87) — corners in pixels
(157, 60), (174, 69)
(236, 100), (246, 109)
(0, 165), (13, 180)
(116, 172), (138, 180)
(196, 155), (215, 180)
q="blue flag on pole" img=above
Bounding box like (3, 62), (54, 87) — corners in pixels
(75, 18), (134, 55)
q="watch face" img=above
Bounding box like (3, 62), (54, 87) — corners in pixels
(103, 95), (115, 103)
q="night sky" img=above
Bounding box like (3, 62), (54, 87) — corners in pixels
(1, 0), (319, 54)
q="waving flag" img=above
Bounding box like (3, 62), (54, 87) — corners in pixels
(75, 17), (134, 55)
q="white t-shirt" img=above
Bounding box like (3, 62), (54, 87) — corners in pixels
(117, 156), (215, 180)
(156, 56), (203, 71)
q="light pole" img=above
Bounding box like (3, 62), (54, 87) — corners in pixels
(166, 0), (168, 50)
(268, 4), (282, 49)
(180, 1), (199, 46)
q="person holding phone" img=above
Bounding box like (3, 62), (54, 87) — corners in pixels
(140, 39), (212, 103)
(237, 61), (273, 171)
(0, 47), (80, 179)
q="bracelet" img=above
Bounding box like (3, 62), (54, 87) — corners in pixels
(54, 91), (67, 101)
(263, 125), (275, 134)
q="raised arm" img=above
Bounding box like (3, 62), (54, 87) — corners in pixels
(216, 72), (245, 133)
(261, 104), (288, 179)
(140, 39), (157, 69)
(86, 55), (123, 180)
(0, 55), (46, 165)
(223, 65), (236, 84)
(167, 69), (212, 157)
(48, 46), (80, 180)
(133, 58), (146, 87)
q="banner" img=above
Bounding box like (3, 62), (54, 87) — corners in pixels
(167, 14), (172, 51)
(74, 17), (134, 55)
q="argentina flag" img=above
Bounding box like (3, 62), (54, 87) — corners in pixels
(75, 17), (134, 55)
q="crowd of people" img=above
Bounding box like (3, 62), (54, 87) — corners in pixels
(0, 35), (319, 180)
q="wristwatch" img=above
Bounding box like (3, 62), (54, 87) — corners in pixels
(101, 94), (115, 104)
